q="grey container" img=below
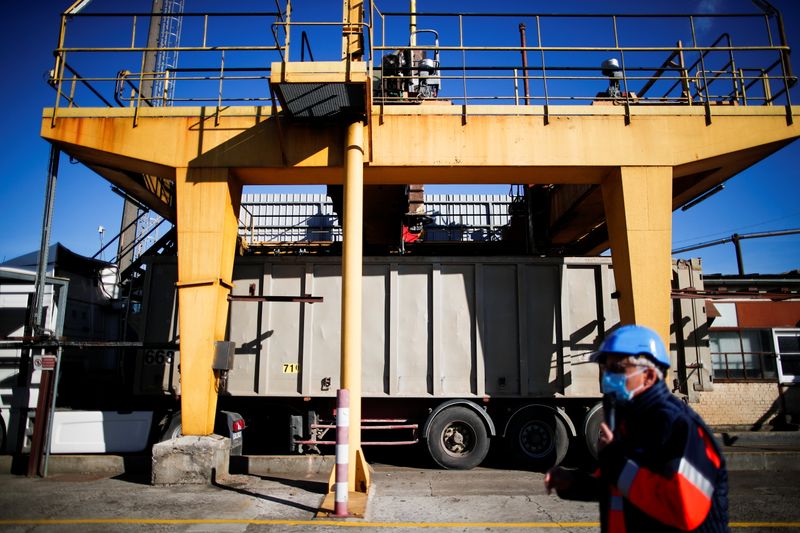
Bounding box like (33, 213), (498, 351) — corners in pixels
(135, 256), (708, 400)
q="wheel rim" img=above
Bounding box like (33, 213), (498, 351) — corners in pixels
(517, 420), (554, 458)
(440, 420), (476, 457)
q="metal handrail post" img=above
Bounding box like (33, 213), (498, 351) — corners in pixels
(536, 16), (549, 124)
(51, 14), (70, 126)
(739, 68), (748, 105)
(131, 15), (138, 49)
(460, 15), (467, 116)
(612, 15), (631, 124)
(690, 16), (712, 123)
(678, 41), (691, 105)
(217, 50), (225, 124)
(519, 23), (530, 105)
(285, 0), (292, 61)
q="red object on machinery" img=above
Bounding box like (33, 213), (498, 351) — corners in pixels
(402, 225), (422, 243)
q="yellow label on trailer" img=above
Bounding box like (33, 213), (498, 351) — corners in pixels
(282, 363), (299, 374)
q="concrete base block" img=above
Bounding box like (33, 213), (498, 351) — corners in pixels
(151, 434), (230, 486)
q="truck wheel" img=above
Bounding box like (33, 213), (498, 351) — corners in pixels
(427, 406), (489, 470)
(160, 413), (182, 441)
(506, 410), (568, 472)
(583, 403), (604, 460)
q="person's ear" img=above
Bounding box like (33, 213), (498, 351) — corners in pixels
(644, 367), (658, 387)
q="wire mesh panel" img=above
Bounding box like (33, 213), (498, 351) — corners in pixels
(237, 193), (514, 245)
(424, 194), (511, 242)
(239, 194), (341, 244)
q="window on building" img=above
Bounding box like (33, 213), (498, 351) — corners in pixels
(773, 329), (800, 384)
(709, 329), (777, 381)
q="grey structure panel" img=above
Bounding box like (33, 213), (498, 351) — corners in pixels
(482, 265), (520, 395)
(228, 263), (263, 395)
(524, 264), (562, 396)
(139, 256), (697, 401)
(362, 265), (389, 396)
(308, 263), (342, 395)
(438, 264), (476, 396)
(395, 264), (432, 395)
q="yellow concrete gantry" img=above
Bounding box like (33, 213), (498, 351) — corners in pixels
(602, 167), (673, 345)
(42, 104), (800, 390)
(174, 167), (242, 435)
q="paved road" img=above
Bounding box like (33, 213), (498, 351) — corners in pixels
(0, 463), (798, 532)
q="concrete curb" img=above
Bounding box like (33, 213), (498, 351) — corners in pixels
(724, 450), (800, 471)
(0, 454), (333, 477)
(3, 450), (799, 476)
(0, 454), (149, 476)
(716, 431), (800, 445)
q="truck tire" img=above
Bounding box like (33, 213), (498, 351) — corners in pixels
(583, 403), (604, 460)
(506, 409), (568, 472)
(426, 406), (490, 470)
(160, 413), (182, 441)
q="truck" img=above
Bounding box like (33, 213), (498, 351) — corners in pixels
(134, 254), (709, 470)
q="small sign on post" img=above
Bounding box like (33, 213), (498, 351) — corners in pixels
(32, 355), (57, 371)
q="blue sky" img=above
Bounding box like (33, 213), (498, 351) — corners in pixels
(0, 0), (798, 274)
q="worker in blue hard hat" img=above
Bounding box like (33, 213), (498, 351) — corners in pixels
(545, 324), (730, 532)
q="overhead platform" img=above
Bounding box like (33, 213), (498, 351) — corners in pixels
(42, 104), (799, 253)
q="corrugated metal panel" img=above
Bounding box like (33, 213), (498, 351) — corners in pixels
(238, 193), (514, 244)
(275, 83), (365, 118)
(239, 194), (341, 243)
(419, 194), (512, 242)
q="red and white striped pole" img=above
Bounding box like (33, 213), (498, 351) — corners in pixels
(334, 388), (349, 517)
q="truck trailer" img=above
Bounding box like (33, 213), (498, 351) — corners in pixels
(135, 255), (709, 471)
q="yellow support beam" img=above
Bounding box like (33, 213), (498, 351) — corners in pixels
(175, 167), (242, 435)
(42, 106), (800, 186)
(602, 166), (673, 346)
(340, 119), (370, 493)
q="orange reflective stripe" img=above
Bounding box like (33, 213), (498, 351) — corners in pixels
(699, 427), (721, 469)
(626, 463), (712, 530)
(608, 488), (627, 533)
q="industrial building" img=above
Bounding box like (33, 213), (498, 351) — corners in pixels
(2, 0), (799, 508)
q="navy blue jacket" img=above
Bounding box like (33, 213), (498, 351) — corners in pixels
(558, 380), (729, 532)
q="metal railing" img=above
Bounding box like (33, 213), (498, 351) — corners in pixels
(47, 3), (795, 122)
(237, 193), (513, 245)
(49, 9), (287, 122)
(370, 9), (794, 118)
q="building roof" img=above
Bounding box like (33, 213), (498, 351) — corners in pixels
(1, 243), (111, 276)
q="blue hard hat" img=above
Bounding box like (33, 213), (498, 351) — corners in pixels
(591, 324), (670, 368)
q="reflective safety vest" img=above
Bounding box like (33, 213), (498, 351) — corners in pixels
(559, 381), (729, 532)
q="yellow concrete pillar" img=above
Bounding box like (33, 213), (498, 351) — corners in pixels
(601, 166), (672, 346)
(341, 0), (364, 61)
(341, 119), (370, 492)
(175, 167), (242, 435)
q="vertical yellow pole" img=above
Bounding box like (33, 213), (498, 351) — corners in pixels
(410, 0), (417, 46)
(175, 167), (242, 435)
(602, 166), (673, 347)
(341, 119), (370, 492)
(342, 0), (365, 61)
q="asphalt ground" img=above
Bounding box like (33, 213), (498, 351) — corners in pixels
(0, 467), (798, 532)
(0, 442), (799, 533)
